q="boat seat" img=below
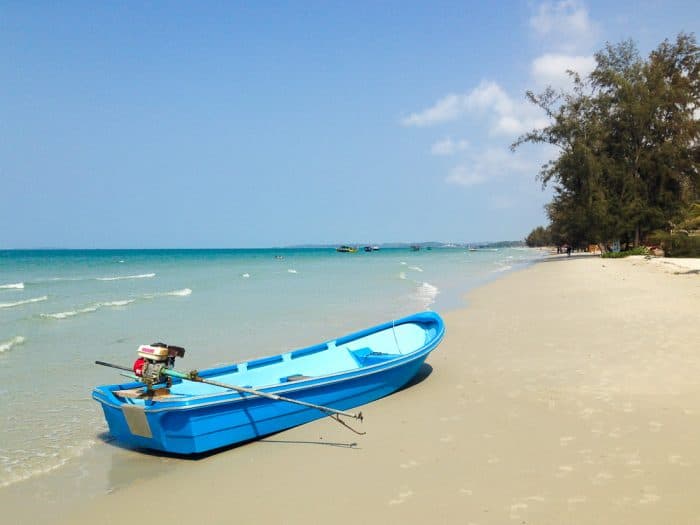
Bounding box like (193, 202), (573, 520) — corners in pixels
(350, 347), (397, 367)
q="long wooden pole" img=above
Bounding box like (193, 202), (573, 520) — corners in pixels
(94, 361), (363, 422)
(163, 368), (363, 421)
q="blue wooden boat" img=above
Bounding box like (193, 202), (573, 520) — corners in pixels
(93, 311), (444, 454)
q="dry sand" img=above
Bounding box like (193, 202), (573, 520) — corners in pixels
(48, 256), (700, 523)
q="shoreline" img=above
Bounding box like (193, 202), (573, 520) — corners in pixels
(3, 254), (699, 523)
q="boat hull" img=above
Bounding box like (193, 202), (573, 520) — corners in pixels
(93, 312), (444, 454)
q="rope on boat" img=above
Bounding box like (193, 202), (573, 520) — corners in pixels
(391, 318), (402, 355)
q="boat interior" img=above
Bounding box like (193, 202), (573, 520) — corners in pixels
(114, 320), (435, 399)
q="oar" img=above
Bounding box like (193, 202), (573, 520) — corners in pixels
(95, 361), (365, 434)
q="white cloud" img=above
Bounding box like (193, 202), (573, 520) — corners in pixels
(530, 1), (598, 53)
(445, 148), (536, 187)
(402, 81), (547, 136)
(401, 81), (511, 127)
(401, 94), (464, 126)
(446, 165), (486, 187)
(531, 53), (596, 89)
(431, 137), (469, 156)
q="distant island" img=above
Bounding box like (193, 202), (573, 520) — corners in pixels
(287, 241), (526, 250)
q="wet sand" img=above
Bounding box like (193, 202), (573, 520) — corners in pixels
(11, 255), (700, 524)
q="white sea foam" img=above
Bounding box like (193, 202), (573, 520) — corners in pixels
(41, 299), (136, 320)
(96, 273), (156, 281)
(0, 336), (25, 354)
(493, 264), (513, 273)
(0, 282), (24, 290)
(408, 266), (424, 272)
(414, 282), (439, 309)
(100, 299), (136, 307)
(242, 273), (251, 278)
(287, 269), (298, 274)
(168, 288), (192, 296)
(0, 439), (95, 489)
(398, 272), (407, 280)
(42, 306), (99, 320)
(146, 288), (192, 297)
(0, 295), (48, 309)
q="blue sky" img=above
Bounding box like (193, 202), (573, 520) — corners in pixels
(2, 1), (697, 248)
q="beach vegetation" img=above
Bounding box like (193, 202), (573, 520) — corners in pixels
(525, 225), (553, 247)
(514, 33), (700, 255)
(600, 246), (650, 258)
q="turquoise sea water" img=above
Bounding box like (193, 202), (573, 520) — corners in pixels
(0, 247), (542, 490)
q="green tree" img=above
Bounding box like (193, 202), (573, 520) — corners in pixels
(515, 33), (700, 247)
(525, 225), (552, 247)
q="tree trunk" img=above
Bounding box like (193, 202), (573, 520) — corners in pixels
(634, 224), (640, 247)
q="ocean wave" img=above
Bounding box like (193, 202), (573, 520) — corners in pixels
(408, 266), (423, 272)
(100, 299), (136, 307)
(493, 264), (513, 273)
(96, 273), (156, 281)
(144, 288), (192, 298)
(165, 288), (192, 297)
(0, 336), (26, 354)
(0, 282), (24, 290)
(414, 282), (439, 309)
(241, 273), (251, 278)
(0, 439), (95, 489)
(41, 299), (136, 320)
(398, 272), (407, 280)
(287, 269), (298, 274)
(0, 296), (48, 309)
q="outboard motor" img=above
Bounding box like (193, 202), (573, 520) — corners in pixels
(132, 343), (185, 390)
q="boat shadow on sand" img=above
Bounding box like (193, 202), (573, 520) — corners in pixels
(95, 363), (434, 458)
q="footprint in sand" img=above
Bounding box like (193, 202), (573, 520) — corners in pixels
(639, 492), (660, 504)
(556, 465), (574, 478)
(649, 421), (663, 432)
(400, 459), (419, 469)
(388, 489), (414, 505)
(669, 454), (691, 467)
(559, 436), (575, 446)
(567, 496), (587, 506)
(592, 471), (613, 484)
(580, 407), (596, 419)
(508, 497), (545, 520)
(509, 502), (528, 519)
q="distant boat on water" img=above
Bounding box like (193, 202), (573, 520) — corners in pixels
(410, 245), (421, 251)
(363, 246), (380, 252)
(336, 245), (358, 253)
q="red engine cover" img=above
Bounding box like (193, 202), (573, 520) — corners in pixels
(133, 357), (146, 377)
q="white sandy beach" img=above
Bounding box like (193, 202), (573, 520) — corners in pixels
(6, 255), (698, 524)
